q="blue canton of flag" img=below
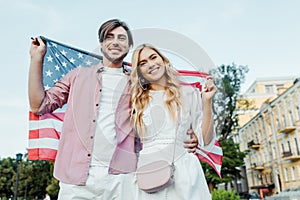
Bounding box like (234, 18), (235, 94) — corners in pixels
(41, 36), (102, 90)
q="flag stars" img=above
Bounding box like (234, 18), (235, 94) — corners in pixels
(70, 58), (76, 63)
(53, 79), (58, 83)
(61, 50), (67, 56)
(85, 60), (92, 66)
(78, 53), (83, 58)
(45, 70), (53, 77)
(62, 61), (67, 68)
(55, 53), (60, 58)
(47, 55), (53, 62)
(44, 85), (50, 90)
(54, 65), (60, 71)
(51, 43), (57, 48)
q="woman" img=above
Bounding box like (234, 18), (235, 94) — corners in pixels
(130, 44), (217, 199)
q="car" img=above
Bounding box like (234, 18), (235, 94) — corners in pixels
(247, 192), (262, 200)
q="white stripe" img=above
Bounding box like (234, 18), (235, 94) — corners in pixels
(196, 148), (222, 173)
(198, 145), (223, 155)
(29, 119), (63, 132)
(28, 138), (59, 149)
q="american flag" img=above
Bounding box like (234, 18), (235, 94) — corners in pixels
(28, 36), (222, 177)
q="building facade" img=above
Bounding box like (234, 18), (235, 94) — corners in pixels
(235, 77), (300, 197)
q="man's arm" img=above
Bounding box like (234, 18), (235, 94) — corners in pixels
(184, 129), (198, 153)
(28, 37), (46, 113)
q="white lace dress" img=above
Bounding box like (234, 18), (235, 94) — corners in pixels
(134, 86), (214, 200)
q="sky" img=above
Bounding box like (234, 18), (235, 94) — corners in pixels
(0, 0), (299, 158)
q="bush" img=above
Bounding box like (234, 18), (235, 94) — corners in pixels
(212, 188), (240, 200)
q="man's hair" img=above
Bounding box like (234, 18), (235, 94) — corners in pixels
(98, 19), (133, 46)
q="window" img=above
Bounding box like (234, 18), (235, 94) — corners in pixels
(283, 115), (287, 127)
(282, 143), (285, 153)
(276, 118), (281, 130)
(284, 168), (289, 182)
(290, 110), (294, 125)
(295, 138), (300, 155)
(292, 167), (296, 181)
(276, 84), (284, 89)
(297, 106), (300, 121)
(273, 147), (276, 159)
(288, 141), (291, 152)
(255, 132), (258, 143)
(265, 85), (274, 93)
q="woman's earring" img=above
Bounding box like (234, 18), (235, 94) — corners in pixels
(138, 77), (147, 91)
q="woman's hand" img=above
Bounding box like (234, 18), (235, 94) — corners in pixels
(202, 76), (217, 104)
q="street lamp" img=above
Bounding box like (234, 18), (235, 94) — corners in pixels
(14, 153), (23, 200)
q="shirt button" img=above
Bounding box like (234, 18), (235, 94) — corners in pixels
(100, 89), (102, 92)
(92, 120), (96, 122)
(96, 104), (99, 106)
(88, 154), (91, 157)
(90, 136), (94, 139)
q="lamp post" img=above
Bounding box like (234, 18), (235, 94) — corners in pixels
(14, 153), (23, 200)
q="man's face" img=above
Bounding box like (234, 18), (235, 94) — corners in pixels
(101, 26), (130, 64)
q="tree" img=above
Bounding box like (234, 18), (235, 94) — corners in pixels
(0, 155), (58, 200)
(0, 157), (16, 199)
(21, 160), (54, 199)
(203, 63), (249, 189)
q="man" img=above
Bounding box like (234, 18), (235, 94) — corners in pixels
(28, 19), (198, 199)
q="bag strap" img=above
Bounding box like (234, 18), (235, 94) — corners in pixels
(171, 107), (181, 166)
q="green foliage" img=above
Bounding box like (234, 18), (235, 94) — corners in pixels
(203, 63), (249, 188)
(210, 63), (249, 139)
(0, 155), (59, 199)
(212, 188), (240, 200)
(219, 138), (247, 182)
(0, 157), (16, 198)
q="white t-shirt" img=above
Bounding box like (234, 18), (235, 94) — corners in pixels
(91, 67), (127, 166)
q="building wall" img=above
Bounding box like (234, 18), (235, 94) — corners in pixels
(236, 78), (300, 196)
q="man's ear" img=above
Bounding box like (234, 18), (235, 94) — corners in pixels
(100, 43), (103, 53)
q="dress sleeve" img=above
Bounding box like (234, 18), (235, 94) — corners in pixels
(190, 87), (216, 152)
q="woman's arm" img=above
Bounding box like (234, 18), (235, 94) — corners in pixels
(201, 76), (217, 145)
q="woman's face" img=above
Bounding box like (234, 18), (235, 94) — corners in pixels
(138, 47), (167, 86)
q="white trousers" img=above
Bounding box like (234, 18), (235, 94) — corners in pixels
(58, 166), (135, 200)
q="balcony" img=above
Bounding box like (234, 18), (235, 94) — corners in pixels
(248, 140), (260, 149)
(282, 151), (300, 161)
(251, 163), (265, 171)
(279, 125), (296, 134)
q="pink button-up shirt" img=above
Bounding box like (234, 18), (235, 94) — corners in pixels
(36, 64), (138, 185)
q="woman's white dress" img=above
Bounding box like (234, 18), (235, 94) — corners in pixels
(134, 85), (215, 200)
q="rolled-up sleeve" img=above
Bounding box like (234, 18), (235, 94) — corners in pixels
(36, 69), (77, 115)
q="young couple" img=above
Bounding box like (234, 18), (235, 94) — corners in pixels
(28, 19), (216, 199)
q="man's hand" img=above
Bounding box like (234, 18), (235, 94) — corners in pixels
(184, 129), (198, 153)
(30, 37), (47, 60)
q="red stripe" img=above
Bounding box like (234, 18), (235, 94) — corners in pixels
(29, 112), (40, 120)
(29, 129), (39, 139)
(197, 154), (222, 178)
(29, 128), (61, 139)
(29, 112), (65, 121)
(28, 148), (57, 161)
(177, 70), (209, 77)
(197, 151), (223, 166)
(27, 149), (39, 160)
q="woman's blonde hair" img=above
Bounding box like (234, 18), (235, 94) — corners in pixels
(130, 44), (182, 138)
